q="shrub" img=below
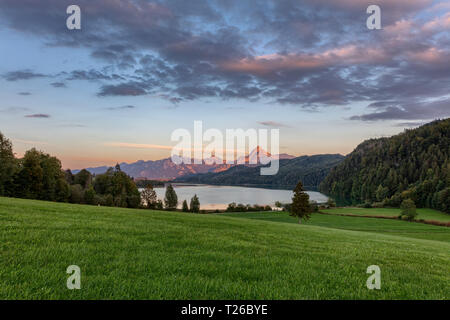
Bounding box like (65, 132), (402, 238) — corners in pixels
(226, 202), (237, 212)
(372, 202), (384, 208)
(400, 199), (417, 221)
(154, 200), (163, 210)
(362, 202), (372, 208)
(326, 199), (336, 208)
(309, 201), (319, 212)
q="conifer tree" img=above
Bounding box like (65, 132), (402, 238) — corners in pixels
(182, 200), (189, 212)
(290, 181), (311, 224)
(164, 184), (178, 210)
(190, 194), (200, 213)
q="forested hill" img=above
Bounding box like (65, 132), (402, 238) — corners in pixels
(174, 154), (345, 190)
(319, 119), (450, 213)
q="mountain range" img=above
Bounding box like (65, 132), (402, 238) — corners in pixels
(73, 147), (296, 180)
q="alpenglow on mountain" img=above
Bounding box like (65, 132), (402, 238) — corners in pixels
(72, 147), (296, 180)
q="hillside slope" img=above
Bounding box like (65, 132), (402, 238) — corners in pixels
(175, 154), (345, 190)
(320, 119), (450, 212)
(1, 197), (448, 299)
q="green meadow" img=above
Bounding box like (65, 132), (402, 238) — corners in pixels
(320, 207), (450, 222)
(1, 197), (449, 300)
(222, 211), (450, 242)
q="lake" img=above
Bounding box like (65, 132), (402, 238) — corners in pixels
(148, 184), (328, 210)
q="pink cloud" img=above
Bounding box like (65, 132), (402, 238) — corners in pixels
(408, 47), (448, 64)
(220, 53), (324, 74)
(422, 12), (450, 32)
(384, 19), (415, 36)
(219, 45), (387, 74)
(309, 0), (432, 11)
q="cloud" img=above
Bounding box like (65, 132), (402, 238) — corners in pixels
(257, 121), (291, 128)
(0, 106), (30, 113)
(394, 121), (428, 127)
(3, 70), (46, 81)
(0, 0), (448, 114)
(58, 123), (86, 128)
(105, 142), (174, 150)
(18, 92), (31, 96)
(106, 105), (137, 111)
(349, 99), (450, 121)
(422, 11), (450, 32)
(97, 82), (148, 97)
(220, 46), (387, 75)
(24, 113), (51, 118)
(407, 47), (449, 64)
(50, 82), (66, 88)
(67, 69), (125, 81)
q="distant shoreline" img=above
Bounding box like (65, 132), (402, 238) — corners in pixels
(164, 182), (319, 191)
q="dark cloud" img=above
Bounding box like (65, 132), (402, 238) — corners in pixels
(3, 70), (46, 81)
(106, 105), (137, 111)
(67, 69), (125, 81)
(97, 82), (148, 97)
(349, 99), (450, 121)
(18, 92), (31, 96)
(394, 121), (428, 127)
(50, 82), (66, 88)
(156, 94), (183, 104)
(257, 121), (290, 128)
(25, 113), (51, 118)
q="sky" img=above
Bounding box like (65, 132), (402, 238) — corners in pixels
(0, 0), (449, 169)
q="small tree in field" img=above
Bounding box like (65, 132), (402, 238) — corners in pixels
(400, 199), (417, 221)
(141, 184), (157, 209)
(164, 184), (178, 210)
(182, 200), (189, 212)
(190, 194), (200, 213)
(274, 201), (282, 210)
(290, 181), (311, 224)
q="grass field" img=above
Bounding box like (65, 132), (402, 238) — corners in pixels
(1, 197), (449, 299)
(320, 207), (450, 222)
(222, 211), (450, 242)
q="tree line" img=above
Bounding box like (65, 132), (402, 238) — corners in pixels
(0, 132), (140, 208)
(320, 119), (450, 213)
(0, 131), (205, 212)
(141, 183), (201, 212)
